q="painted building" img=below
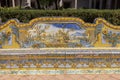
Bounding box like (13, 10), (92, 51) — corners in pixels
(0, 0), (120, 9)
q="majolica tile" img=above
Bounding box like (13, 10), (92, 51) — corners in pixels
(0, 17), (120, 75)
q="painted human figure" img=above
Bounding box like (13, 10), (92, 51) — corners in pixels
(7, 32), (12, 45)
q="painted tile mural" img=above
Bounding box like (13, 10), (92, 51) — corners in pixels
(0, 17), (120, 76)
(0, 23), (89, 48)
(0, 17), (120, 48)
(20, 23), (89, 48)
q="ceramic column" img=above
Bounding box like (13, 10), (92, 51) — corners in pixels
(99, 0), (103, 9)
(26, 0), (31, 7)
(93, 0), (96, 8)
(106, 0), (112, 9)
(12, 0), (15, 7)
(114, 0), (117, 9)
(75, 0), (78, 9)
(0, 1), (1, 7)
(89, 0), (92, 9)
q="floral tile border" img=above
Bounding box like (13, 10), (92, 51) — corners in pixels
(0, 69), (120, 75)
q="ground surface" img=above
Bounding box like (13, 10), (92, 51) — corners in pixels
(0, 74), (120, 80)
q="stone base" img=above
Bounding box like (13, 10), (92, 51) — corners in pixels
(0, 48), (120, 75)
